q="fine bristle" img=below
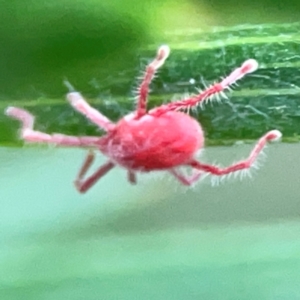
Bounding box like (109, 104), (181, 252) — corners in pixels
(63, 79), (76, 92)
(209, 156), (263, 187)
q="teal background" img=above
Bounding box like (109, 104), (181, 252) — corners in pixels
(1, 144), (300, 299)
(1, 0), (300, 299)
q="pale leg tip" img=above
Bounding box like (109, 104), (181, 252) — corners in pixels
(242, 59), (259, 74)
(4, 106), (35, 129)
(158, 45), (170, 58)
(268, 129), (282, 142)
(153, 45), (170, 69)
(5, 106), (15, 116)
(66, 92), (82, 105)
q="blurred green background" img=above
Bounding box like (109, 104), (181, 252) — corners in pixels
(1, 0), (300, 299)
(1, 0), (300, 99)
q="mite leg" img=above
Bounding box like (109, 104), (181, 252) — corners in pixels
(75, 160), (115, 193)
(188, 130), (282, 176)
(5, 107), (99, 147)
(170, 169), (203, 186)
(135, 45), (170, 118)
(66, 91), (115, 132)
(77, 150), (96, 181)
(150, 58), (259, 115)
(127, 170), (137, 184)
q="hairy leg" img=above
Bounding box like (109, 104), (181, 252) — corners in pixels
(169, 168), (203, 186)
(75, 160), (115, 193)
(6, 107), (99, 147)
(189, 130), (282, 176)
(150, 59), (259, 116)
(136, 45), (170, 118)
(66, 92), (115, 131)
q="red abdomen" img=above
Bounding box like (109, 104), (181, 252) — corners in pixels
(98, 111), (204, 171)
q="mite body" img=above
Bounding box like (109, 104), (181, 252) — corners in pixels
(98, 111), (204, 171)
(5, 45), (281, 193)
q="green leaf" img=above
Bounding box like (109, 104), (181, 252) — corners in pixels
(2, 23), (300, 146)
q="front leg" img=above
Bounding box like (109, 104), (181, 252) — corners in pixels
(6, 107), (100, 147)
(66, 92), (115, 132)
(189, 130), (282, 176)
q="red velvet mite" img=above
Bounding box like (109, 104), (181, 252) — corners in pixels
(5, 45), (281, 193)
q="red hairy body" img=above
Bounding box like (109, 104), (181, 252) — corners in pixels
(98, 111), (203, 171)
(5, 45), (281, 193)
